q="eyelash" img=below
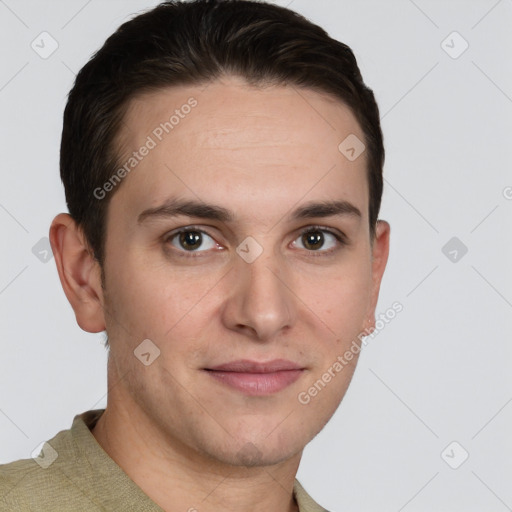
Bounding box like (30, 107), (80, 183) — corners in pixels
(163, 225), (348, 258)
(294, 225), (348, 257)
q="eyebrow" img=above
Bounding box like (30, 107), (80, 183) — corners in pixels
(137, 198), (362, 224)
(291, 200), (362, 221)
(138, 199), (234, 224)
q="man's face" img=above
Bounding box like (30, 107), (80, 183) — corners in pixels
(99, 76), (388, 467)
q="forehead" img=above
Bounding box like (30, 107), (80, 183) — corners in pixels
(111, 76), (369, 224)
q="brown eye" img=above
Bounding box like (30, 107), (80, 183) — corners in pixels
(302, 230), (325, 250)
(179, 230), (202, 250)
(293, 227), (344, 253)
(167, 229), (217, 253)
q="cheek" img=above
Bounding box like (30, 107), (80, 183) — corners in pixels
(104, 254), (223, 345)
(301, 262), (372, 337)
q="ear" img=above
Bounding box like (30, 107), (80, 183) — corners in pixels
(49, 213), (106, 333)
(365, 220), (390, 329)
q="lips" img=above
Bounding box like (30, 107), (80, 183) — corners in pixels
(207, 359), (304, 373)
(204, 359), (305, 396)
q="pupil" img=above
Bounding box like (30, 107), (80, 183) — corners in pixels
(180, 231), (202, 250)
(303, 231), (324, 250)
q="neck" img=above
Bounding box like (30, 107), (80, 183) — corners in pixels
(91, 389), (301, 512)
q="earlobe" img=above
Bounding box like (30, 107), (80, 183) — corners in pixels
(365, 220), (391, 329)
(49, 213), (106, 333)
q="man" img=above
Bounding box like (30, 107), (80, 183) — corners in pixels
(0, 1), (389, 510)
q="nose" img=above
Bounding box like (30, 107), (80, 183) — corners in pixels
(221, 251), (297, 341)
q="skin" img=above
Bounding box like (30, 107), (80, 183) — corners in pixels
(50, 75), (390, 512)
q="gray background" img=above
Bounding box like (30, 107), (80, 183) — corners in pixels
(1, 0), (511, 510)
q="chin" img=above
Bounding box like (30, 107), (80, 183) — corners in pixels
(197, 425), (308, 468)
(217, 443), (300, 468)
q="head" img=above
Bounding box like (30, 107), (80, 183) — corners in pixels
(51, 0), (389, 469)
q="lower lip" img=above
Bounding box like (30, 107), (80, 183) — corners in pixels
(205, 369), (304, 396)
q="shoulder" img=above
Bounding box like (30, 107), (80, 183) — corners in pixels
(0, 454), (68, 510)
(0, 423), (97, 511)
(0, 456), (41, 494)
(294, 479), (332, 512)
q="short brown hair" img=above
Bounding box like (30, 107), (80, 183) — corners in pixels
(60, 0), (384, 265)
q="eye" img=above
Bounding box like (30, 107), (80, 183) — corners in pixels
(167, 228), (218, 252)
(292, 227), (345, 253)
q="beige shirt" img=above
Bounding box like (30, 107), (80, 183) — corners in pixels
(0, 409), (329, 511)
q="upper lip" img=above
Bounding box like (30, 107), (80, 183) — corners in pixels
(206, 359), (304, 373)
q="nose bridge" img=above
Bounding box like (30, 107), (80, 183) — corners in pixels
(226, 245), (296, 340)
(247, 251), (284, 301)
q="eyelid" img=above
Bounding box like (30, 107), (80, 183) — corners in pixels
(297, 225), (348, 242)
(293, 225), (349, 254)
(163, 225), (223, 256)
(164, 225), (216, 240)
